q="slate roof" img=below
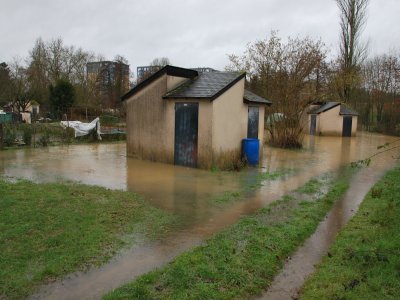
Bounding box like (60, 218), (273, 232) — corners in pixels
(122, 65), (270, 105)
(244, 90), (272, 105)
(163, 71), (245, 101)
(339, 106), (358, 116)
(308, 102), (340, 114)
(121, 65), (198, 101)
(308, 101), (358, 116)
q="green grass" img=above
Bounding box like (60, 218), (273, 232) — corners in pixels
(0, 179), (178, 299)
(300, 165), (400, 300)
(103, 168), (355, 300)
(297, 178), (323, 195)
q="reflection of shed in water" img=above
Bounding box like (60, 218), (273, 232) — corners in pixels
(308, 102), (358, 137)
(122, 65), (271, 169)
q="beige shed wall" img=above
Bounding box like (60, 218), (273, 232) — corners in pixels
(211, 79), (247, 168)
(167, 75), (188, 91)
(258, 106), (265, 155)
(125, 74), (174, 163)
(351, 116), (358, 136)
(212, 79), (247, 151)
(316, 105), (342, 135)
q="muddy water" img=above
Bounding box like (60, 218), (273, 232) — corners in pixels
(1, 132), (398, 299)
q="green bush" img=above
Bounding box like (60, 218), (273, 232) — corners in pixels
(100, 115), (120, 126)
(22, 126), (33, 145)
(37, 130), (50, 147)
(61, 127), (75, 143)
(395, 124), (400, 136)
(3, 125), (16, 147)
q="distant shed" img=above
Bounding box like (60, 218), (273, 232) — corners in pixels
(308, 102), (358, 137)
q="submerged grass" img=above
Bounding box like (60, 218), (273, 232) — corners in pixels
(0, 179), (178, 299)
(297, 178), (323, 195)
(104, 168), (355, 300)
(300, 165), (400, 300)
(210, 168), (296, 205)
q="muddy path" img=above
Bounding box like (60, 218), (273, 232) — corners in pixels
(1, 132), (398, 299)
(258, 155), (394, 299)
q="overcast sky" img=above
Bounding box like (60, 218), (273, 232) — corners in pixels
(1, 0), (399, 76)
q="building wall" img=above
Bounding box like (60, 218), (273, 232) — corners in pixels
(258, 106), (265, 157)
(167, 76), (187, 91)
(351, 116), (358, 136)
(317, 105), (342, 135)
(211, 79), (246, 168)
(125, 74), (174, 163)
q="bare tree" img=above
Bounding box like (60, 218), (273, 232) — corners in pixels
(228, 31), (327, 148)
(27, 38), (50, 105)
(150, 57), (170, 67)
(0, 62), (12, 105)
(9, 59), (31, 112)
(336, 0), (369, 103)
(364, 54), (398, 121)
(27, 37), (97, 111)
(361, 53), (400, 133)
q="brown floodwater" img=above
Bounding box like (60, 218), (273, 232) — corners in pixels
(1, 132), (398, 299)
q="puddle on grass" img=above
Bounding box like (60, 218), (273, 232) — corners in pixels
(1, 133), (399, 299)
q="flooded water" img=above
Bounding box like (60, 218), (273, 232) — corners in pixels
(1, 132), (399, 299)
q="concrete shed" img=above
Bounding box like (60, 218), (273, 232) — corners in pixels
(122, 65), (271, 169)
(308, 102), (358, 137)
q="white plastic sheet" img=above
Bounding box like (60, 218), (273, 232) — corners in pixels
(60, 117), (102, 140)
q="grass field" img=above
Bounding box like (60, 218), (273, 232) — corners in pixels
(0, 179), (178, 299)
(300, 165), (400, 299)
(104, 168), (355, 299)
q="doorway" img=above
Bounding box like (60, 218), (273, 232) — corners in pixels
(174, 103), (199, 167)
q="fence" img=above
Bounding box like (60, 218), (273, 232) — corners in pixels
(0, 121), (126, 149)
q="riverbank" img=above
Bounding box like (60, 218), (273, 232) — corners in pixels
(103, 168), (356, 299)
(0, 179), (177, 299)
(300, 164), (400, 299)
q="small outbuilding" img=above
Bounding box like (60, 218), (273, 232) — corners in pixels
(308, 102), (358, 137)
(122, 65), (271, 169)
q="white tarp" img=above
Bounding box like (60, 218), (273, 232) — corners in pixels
(60, 117), (102, 140)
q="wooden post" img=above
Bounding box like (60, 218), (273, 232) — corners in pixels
(0, 123), (3, 149)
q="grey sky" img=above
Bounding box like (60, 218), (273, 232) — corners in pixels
(1, 0), (399, 76)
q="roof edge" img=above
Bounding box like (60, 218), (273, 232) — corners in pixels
(243, 98), (272, 106)
(121, 65), (198, 101)
(243, 90), (272, 106)
(307, 102), (341, 114)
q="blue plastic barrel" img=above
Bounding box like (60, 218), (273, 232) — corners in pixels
(242, 138), (260, 165)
